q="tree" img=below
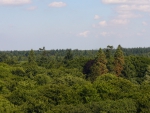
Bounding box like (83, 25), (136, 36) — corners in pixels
(93, 73), (138, 100)
(121, 57), (136, 81)
(28, 49), (36, 65)
(105, 45), (113, 59)
(25, 49), (38, 77)
(64, 49), (74, 67)
(105, 45), (114, 73)
(37, 50), (49, 68)
(114, 45), (125, 76)
(88, 48), (108, 81)
(64, 49), (73, 61)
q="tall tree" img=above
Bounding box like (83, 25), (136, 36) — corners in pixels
(105, 45), (114, 73)
(28, 49), (36, 64)
(64, 49), (73, 66)
(114, 45), (125, 76)
(105, 45), (113, 59)
(89, 48), (108, 81)
(26, 49), (37, 77)
(37, 50), (48, 67)
(64, 49), (73, 61)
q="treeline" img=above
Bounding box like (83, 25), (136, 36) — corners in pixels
(1, 46), (150, 61)
(0, 45), (150, 112)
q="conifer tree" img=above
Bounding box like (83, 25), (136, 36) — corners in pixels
(64, 49), (73, 65)
(28, 49), (36, 64)
(39, 50), (48, 67)
(96, 48), (107, 64)
(89, 48), (108, 81)
(114, 45), (125, 76)
(105, 45), (113, 59)
(26, 49), (37, 77)
(64, 49), (73, 61)
(105, 45), (114, 73)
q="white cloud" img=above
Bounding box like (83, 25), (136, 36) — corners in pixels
(137, 32), (142, 36)
(92, 24), (96, 28)
(100, 32), (108, 36)
(27, 6), (37, 10)
(99, 21), (107, 26)
(102, 0), (150, 4)
(48, 2), (66, 8)
(0, 0), (31, 5)
(100, 31), (115, 37)
(94, 15), (100, 19)
(142, 21), (148, 26)
(117, 12), (141, 18)
(102, 0), (126, 4)
(142, 29), (146, 32)
(111, 19), (129, 25)
(79, 31), (89, 37)
(102, 0), (150, 22)
(117, 5), (150, 12)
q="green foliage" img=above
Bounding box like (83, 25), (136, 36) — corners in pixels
(37, 50), (49, 68)
(5, 56), (18, 65)
(87, 99), (137, 113)
(123, 56), (150, 83)
(105, 45), (114, 74)
(87, 49), (108, 81)
(11, 67), (25, 77)
(93, 73), (138, 100)
(51, 99), (137, 113)
(114, 45), (125, 76)
(51, 104), (92, 113)
(121, 57), (137, 81)
(28, 49), (36, 64)
(34, 74), (51, 85)
(0, 96), (17, 113)
(64, 49), (73, 61)
(136, 82), (150, 112)
(21, 62), (38, 77)
(40, 75), (98, 106)
(0, 47), (150, 112)
(0, 63), (12, 78)
(47, 67), (85, 78)
(0, 53), (9, 63)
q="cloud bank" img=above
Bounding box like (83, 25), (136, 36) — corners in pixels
(0, 0), (31, 5)
(48, 2), (66, 8)
(94, 15), (100, 19)
(98, 0), (150, 27)
(79, 31), (90, 37)
(27, 6), (37, 10)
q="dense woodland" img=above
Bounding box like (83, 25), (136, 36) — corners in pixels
(1, 45), (150, 113)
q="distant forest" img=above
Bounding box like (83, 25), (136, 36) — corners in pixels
(1, 46), (150, 60)
(0, 45), (150, 112)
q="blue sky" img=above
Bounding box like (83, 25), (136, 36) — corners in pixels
(0, 0), (150, 50)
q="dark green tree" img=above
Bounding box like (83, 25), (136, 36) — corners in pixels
(89, 48), (108, 81)
(64, 49), (73, 61)
(25, 49), (38, 77)
(121, 57), (136, 81)
(105, 45), (113, 59)
(37, 50), (49, 68)
(64, 49), (73, 66)
(114, 45), (125, 76)
(28, 49), (36, 65)
(105, 45), (114, 74)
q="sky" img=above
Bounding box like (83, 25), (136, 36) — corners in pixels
(0, 0), (150, 50)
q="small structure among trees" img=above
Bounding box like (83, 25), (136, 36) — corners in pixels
(39, 47), (45, 51)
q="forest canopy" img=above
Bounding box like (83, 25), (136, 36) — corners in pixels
(0, 46), (150, 112)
